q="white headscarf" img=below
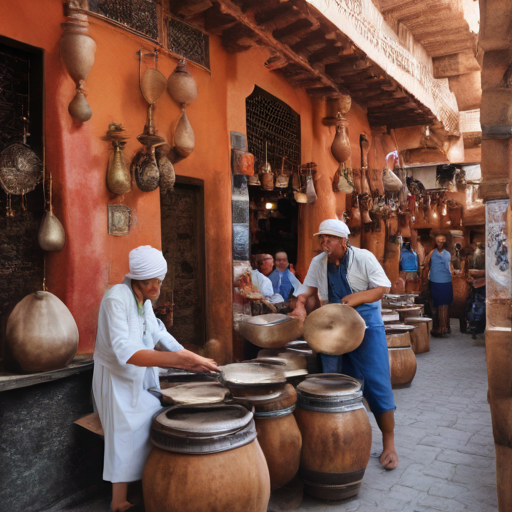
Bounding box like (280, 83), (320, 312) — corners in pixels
(125, 246), (167, 282)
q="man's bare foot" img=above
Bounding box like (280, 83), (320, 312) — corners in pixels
(110, 500), (134, 512)
(379, 449), (399, 470)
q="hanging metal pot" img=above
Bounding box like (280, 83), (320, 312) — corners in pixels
(103, 123), (131, 195)
(174, 108), (195, 158)
(167, 58), (198, 106)
(38, 174), (66, 252)
(60, 11), (96, 122)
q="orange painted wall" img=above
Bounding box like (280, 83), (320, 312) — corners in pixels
(0, 2), (380, 359)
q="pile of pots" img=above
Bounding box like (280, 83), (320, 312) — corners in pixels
(144, 309), (374, 510)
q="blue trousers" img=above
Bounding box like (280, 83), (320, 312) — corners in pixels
(320, 325), (395, 415)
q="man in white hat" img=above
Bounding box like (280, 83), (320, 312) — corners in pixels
(290, 220), (398, 470)
(93, 246), (218, 512)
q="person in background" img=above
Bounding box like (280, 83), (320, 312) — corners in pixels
(256, 253), (274, 277)
(400, 241), (419, 274)
(268, 251), (302, 301)
(93, 246), (218, 512)
(422, 234), (454, 337)
(289, 219), (398, 470)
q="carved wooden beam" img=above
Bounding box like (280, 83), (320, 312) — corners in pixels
(170, 0), (213, 17)
(216, 0), (348, 95)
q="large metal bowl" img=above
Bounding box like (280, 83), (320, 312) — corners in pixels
(238, 314), (303, 348)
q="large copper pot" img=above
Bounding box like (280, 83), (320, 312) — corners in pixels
(295, 374), (372, 500)
(143, 404), (270, 512)
(388, 347), (417, 387)
(6, 291), (78, 372)
(238, 314), (303, 348)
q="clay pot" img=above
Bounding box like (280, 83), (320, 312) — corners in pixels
(261, 171), (274, 191)
(405, 317), (431, 354)
(295, 375), (372, 500)
(107, 144), (131, 195)
(331, 118), (351, 163)
(143, 404), (270, 512)
(6, 291), (79, 372)
(167, 59), (198, 105)
(38, 211), (66, 252)
(174, 109), (195, 157)
(388, 347), (417, 387)
(249, 384), (302, 490)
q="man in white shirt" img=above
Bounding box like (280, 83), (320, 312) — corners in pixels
(93, 246), (218, 512)
(290, 219), (398, 470)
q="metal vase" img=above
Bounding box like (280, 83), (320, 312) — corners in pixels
(60, 12), (96, 122)
(39, 211), (66, 252)
(107, 144), (132, 195)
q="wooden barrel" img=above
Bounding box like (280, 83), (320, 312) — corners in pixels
(388, 347), (417, 387)
(295, 374), (372, 500)
(404, 317), (431, 354)
(395, 306), (423, 322)
(248, 384), (302, 490)
(385, 327), (413, 348)
(143, 404), (270, 512)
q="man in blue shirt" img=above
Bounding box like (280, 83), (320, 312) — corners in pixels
(268, 251), (301, 301)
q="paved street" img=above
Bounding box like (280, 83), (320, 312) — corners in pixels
(289, 319), (498, 512)
(47, 320), (497, 512)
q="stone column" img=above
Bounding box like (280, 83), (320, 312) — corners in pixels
(479, 1), (512, 510)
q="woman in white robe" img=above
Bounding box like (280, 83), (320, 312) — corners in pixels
(92, 246), (218, 512)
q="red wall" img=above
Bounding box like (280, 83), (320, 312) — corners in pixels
(0, 2), (381, 359)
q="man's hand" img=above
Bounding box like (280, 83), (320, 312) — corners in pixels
(173, 349), (219, 373)
(288, 301), (307, 320)
(341, 294), (362, 308)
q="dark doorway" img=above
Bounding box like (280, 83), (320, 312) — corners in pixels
(159, 176), (206, 349)
(0, 36), (44, 370)
(245, 86), (300, 266)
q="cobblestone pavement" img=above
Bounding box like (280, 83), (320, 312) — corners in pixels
(47, 321), (497, 512)
(293, 320), (498, 512)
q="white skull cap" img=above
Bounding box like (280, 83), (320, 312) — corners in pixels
(125, 245), (167, 281)
(313, 219), (351, 238)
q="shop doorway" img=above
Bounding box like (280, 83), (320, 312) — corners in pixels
(159, 177), (206, 349)
(245, 86), (301, 267)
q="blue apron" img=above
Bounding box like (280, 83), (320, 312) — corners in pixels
(320, 258), (395, 415)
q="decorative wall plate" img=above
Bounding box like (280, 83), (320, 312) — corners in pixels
(108, 204), (131, 236)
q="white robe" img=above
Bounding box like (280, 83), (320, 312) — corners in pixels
(92, 278), (183, 482)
